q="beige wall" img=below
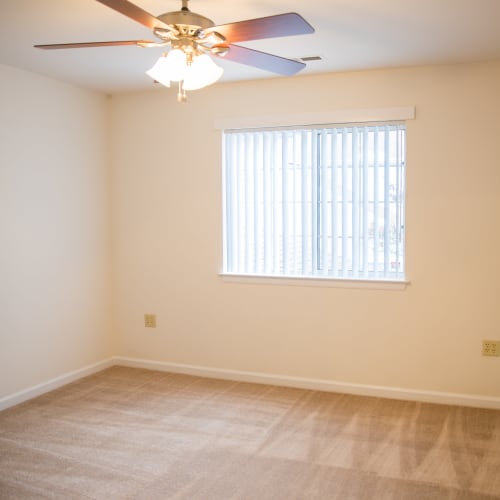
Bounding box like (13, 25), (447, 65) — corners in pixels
(111, 61), (500, 398)
(1, 60), (499, 402)
(0, 64), (113, 397)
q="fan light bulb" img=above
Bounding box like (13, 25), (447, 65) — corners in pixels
(146, 55), (171, 87)
(146, 49), (187, 87)
(165, 49), (188, 82)
(183, 54), (223, 91)
(146, 49), (223, 99)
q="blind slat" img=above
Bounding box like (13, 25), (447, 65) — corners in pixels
(383, 126), (390, 275)
(352, 127), (360, 275)
(272, 132), (280, 273)
(331, 130), (338, 276)
(311, 131), (318, 273)
(362, 128), (369, 277)
(301, 130), (308, 274)
(282, 131), (289, 274)
(263, 134), (272, 274)
(373, 130), (380, 278)
(341, 128), (348, 277)
(320, 129), (329, 276)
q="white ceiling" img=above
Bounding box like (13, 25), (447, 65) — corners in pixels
(1, 0), (500, 94)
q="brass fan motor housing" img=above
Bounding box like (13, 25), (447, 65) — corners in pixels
(156, 10), (215, 38)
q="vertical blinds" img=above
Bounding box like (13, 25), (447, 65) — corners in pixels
(222, 123), (406, 281)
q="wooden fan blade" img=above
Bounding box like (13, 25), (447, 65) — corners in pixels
(217, 44), (305, 76)
(96, 0), (174, 32)
(208, 13), (314, 43)
(34, 40), (154, 49)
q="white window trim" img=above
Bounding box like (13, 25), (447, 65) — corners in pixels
(215, 106), (415, 131)
(218, 106), (415, 289)
(219, 273), (409, 291)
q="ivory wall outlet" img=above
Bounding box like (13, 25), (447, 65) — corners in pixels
(144, 314), (157, 328)
(482, 340), (500, 357)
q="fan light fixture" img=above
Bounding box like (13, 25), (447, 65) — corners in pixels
(34, 0), (315, 104)
(146, 47), (223, 102)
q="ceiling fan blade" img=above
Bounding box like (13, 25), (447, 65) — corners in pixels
(208, 13), (314, 43)
(96, 0), (174, 32)
(34, 40), (155, 49)
(217, 44), (305, 76)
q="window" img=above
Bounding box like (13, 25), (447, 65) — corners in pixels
(222, 122), (406, 282)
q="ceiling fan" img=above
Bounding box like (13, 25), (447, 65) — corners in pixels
(35, 0), (315, 101)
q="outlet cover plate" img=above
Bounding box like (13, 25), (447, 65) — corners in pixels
(144, 314), (157, 328)
(482, 340), (500, 357)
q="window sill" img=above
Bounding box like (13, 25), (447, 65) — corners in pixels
(219, 273), (409, 290)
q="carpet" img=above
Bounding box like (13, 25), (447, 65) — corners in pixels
(1, 366), (499, 499)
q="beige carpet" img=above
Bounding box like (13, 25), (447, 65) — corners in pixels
(1, 366), (500, 499)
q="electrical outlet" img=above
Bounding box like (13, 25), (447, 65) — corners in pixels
(144, 314), (157, 328)
(482, 340), (500, 357)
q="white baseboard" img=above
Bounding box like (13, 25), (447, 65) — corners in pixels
(114, 356), (500, 410)
(3, 356), (500, 411)
(0, 358), (114, 411)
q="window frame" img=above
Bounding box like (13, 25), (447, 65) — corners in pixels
(217, 108), (414, 289)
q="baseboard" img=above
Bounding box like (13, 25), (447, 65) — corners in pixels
(0, 358), (115, 411)
(114, 356), (500, 410)
(3, 356), (500, 411)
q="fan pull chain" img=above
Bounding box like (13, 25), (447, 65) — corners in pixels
(177, 81), (187, 102)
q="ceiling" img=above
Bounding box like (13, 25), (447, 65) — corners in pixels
(1, 0), (500, 94)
